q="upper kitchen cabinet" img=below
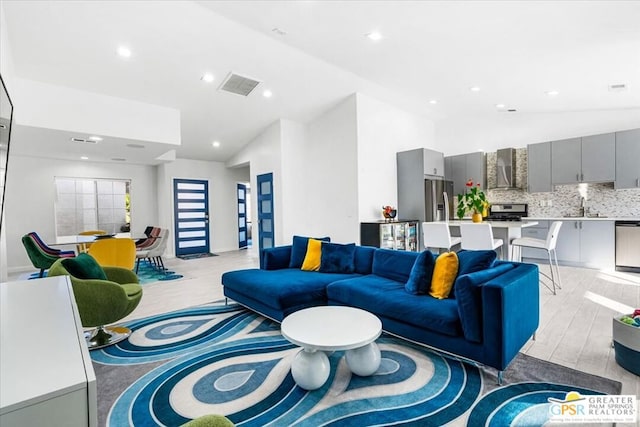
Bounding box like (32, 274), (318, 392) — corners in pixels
(527, 142), (552, 193)
(615, 128), (640, 189)
(551, 134), (615, 185)
(398, 148), (444, 179)
(445, 152), (486, 196)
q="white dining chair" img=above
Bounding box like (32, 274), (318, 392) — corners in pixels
(459, 223), (504, 259)
(422, 222), (461, 253)
(510, 221), (563, 295)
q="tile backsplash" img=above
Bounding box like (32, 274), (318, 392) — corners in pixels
(484, 148), (640, 218)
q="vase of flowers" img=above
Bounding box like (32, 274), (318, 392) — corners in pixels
(457, 180), (488, 222)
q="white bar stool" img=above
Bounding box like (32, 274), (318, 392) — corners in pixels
(422, 222), (461, 253)
(459, 223), (504, 259)
(510, 221), (563, 295)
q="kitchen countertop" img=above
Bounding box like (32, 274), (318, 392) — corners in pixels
(447, 220), (539, 228)
(524, 216), (639, 222)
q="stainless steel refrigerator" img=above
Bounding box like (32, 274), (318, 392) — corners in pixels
(397, 178), (454, 223)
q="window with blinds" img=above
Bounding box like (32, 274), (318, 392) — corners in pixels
(54, 177), (131, 237)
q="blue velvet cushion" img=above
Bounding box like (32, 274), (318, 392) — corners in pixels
(288, 235), (330, 268)
(320, 242), (356, 273)
(454, 262), (516, 343)
(353, 246), (376, 275)
(372, 249), (419, 283)
(456, 250), (497, 276)
(405, 250), (436, 295)
(62, 253), (107, 280)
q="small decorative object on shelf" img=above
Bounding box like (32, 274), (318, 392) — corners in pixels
(456, 179), (488, 222)
(382, 205), (397, 222)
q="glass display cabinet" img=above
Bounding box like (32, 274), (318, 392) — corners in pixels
(360, 220), (419, 252)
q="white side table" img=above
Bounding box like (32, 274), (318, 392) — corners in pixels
(281, 306), (382, 390)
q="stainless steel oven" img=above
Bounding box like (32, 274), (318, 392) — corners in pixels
(615, 221), (640, 272)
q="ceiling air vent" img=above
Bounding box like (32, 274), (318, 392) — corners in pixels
(70, 137), (98, 144)
(608, 84), (627, 92)
(218, 72), (261, 97)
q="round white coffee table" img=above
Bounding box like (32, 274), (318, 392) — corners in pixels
(281, 306), (382, 390)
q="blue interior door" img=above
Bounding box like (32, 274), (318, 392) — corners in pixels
(237, 183), (248, 249)
(173, 179), (210, 256)
(257, 173), (274, 267)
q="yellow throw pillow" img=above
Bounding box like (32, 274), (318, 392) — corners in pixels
(429, 251), (459, 299)
(301, 239), (323, 271)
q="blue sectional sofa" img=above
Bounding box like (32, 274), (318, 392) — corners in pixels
(222, 242), (540, 377)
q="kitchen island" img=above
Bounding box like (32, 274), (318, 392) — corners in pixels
(446, 220), (539, 260)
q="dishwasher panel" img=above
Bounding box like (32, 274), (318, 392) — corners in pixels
(615, 221), (640, 272)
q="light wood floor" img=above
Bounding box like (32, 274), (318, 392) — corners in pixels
(120, 250), (639, 397)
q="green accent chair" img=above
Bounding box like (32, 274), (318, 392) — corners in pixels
(21, 233), (75, 278)
(181, 415), (234, 427)
(48, 255), (143, 349)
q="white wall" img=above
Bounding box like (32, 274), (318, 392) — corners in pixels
(292, 95), (359, 243)
(355, 93), (436, 221)
(12, 78), (181, 145)
(156, 158), (250, 257)
(3, 155), (158, 272)
(435, 110), (640, 156)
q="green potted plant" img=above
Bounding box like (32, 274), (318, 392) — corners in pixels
(457, 180), (488, 222)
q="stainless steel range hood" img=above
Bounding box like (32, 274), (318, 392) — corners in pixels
(495, 148), (517, 188)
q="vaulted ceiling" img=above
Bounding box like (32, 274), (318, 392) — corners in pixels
(2, 0), (639, 164)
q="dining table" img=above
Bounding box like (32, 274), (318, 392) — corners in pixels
(48, 233), (148, 252)
(446, 220), (539, 260)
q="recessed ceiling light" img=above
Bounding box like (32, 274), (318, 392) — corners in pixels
(495, 103), (506, 109)
(80, 156), (89, 160)
(88, 135), (102, 142)
(365, 31), (382, 41)
(429, 99), (437, 105)
(212, 141), (221, 148)
(545, 90), (559, 96)
(201, 73), (214, 83)
(117, 46), (132, 58)
(469, 86), (481, 92)
(263, 90), (273, 98)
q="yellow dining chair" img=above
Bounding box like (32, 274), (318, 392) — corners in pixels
(87, 238), (136, 270)
(77, 229), (108, 253)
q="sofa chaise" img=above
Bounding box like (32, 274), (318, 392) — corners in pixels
(221, 238), (540, 380)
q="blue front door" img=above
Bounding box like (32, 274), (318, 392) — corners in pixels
(237, 183), (248, 249)
(257, 173), (274, 267)
(173, 179), (210, 256)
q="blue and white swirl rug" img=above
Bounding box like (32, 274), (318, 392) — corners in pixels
(92, 301), (620, 426)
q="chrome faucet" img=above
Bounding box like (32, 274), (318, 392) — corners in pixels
(579, 196), (587, 217)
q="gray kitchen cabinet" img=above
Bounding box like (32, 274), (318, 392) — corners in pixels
(615, 128), (640, 189)
(397, 148), (444, 179)
(581, 133), (615, 182)
(423, 148), (444, 178)
(551, 138), (582, 184)
(527, 142), (552, 193)
(445, 152), (485, 196)
(555, 220), (615, 269)
(551, 134), (615, 184)
(555, 220), (581, 263)
(580, 221), (614, 269)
